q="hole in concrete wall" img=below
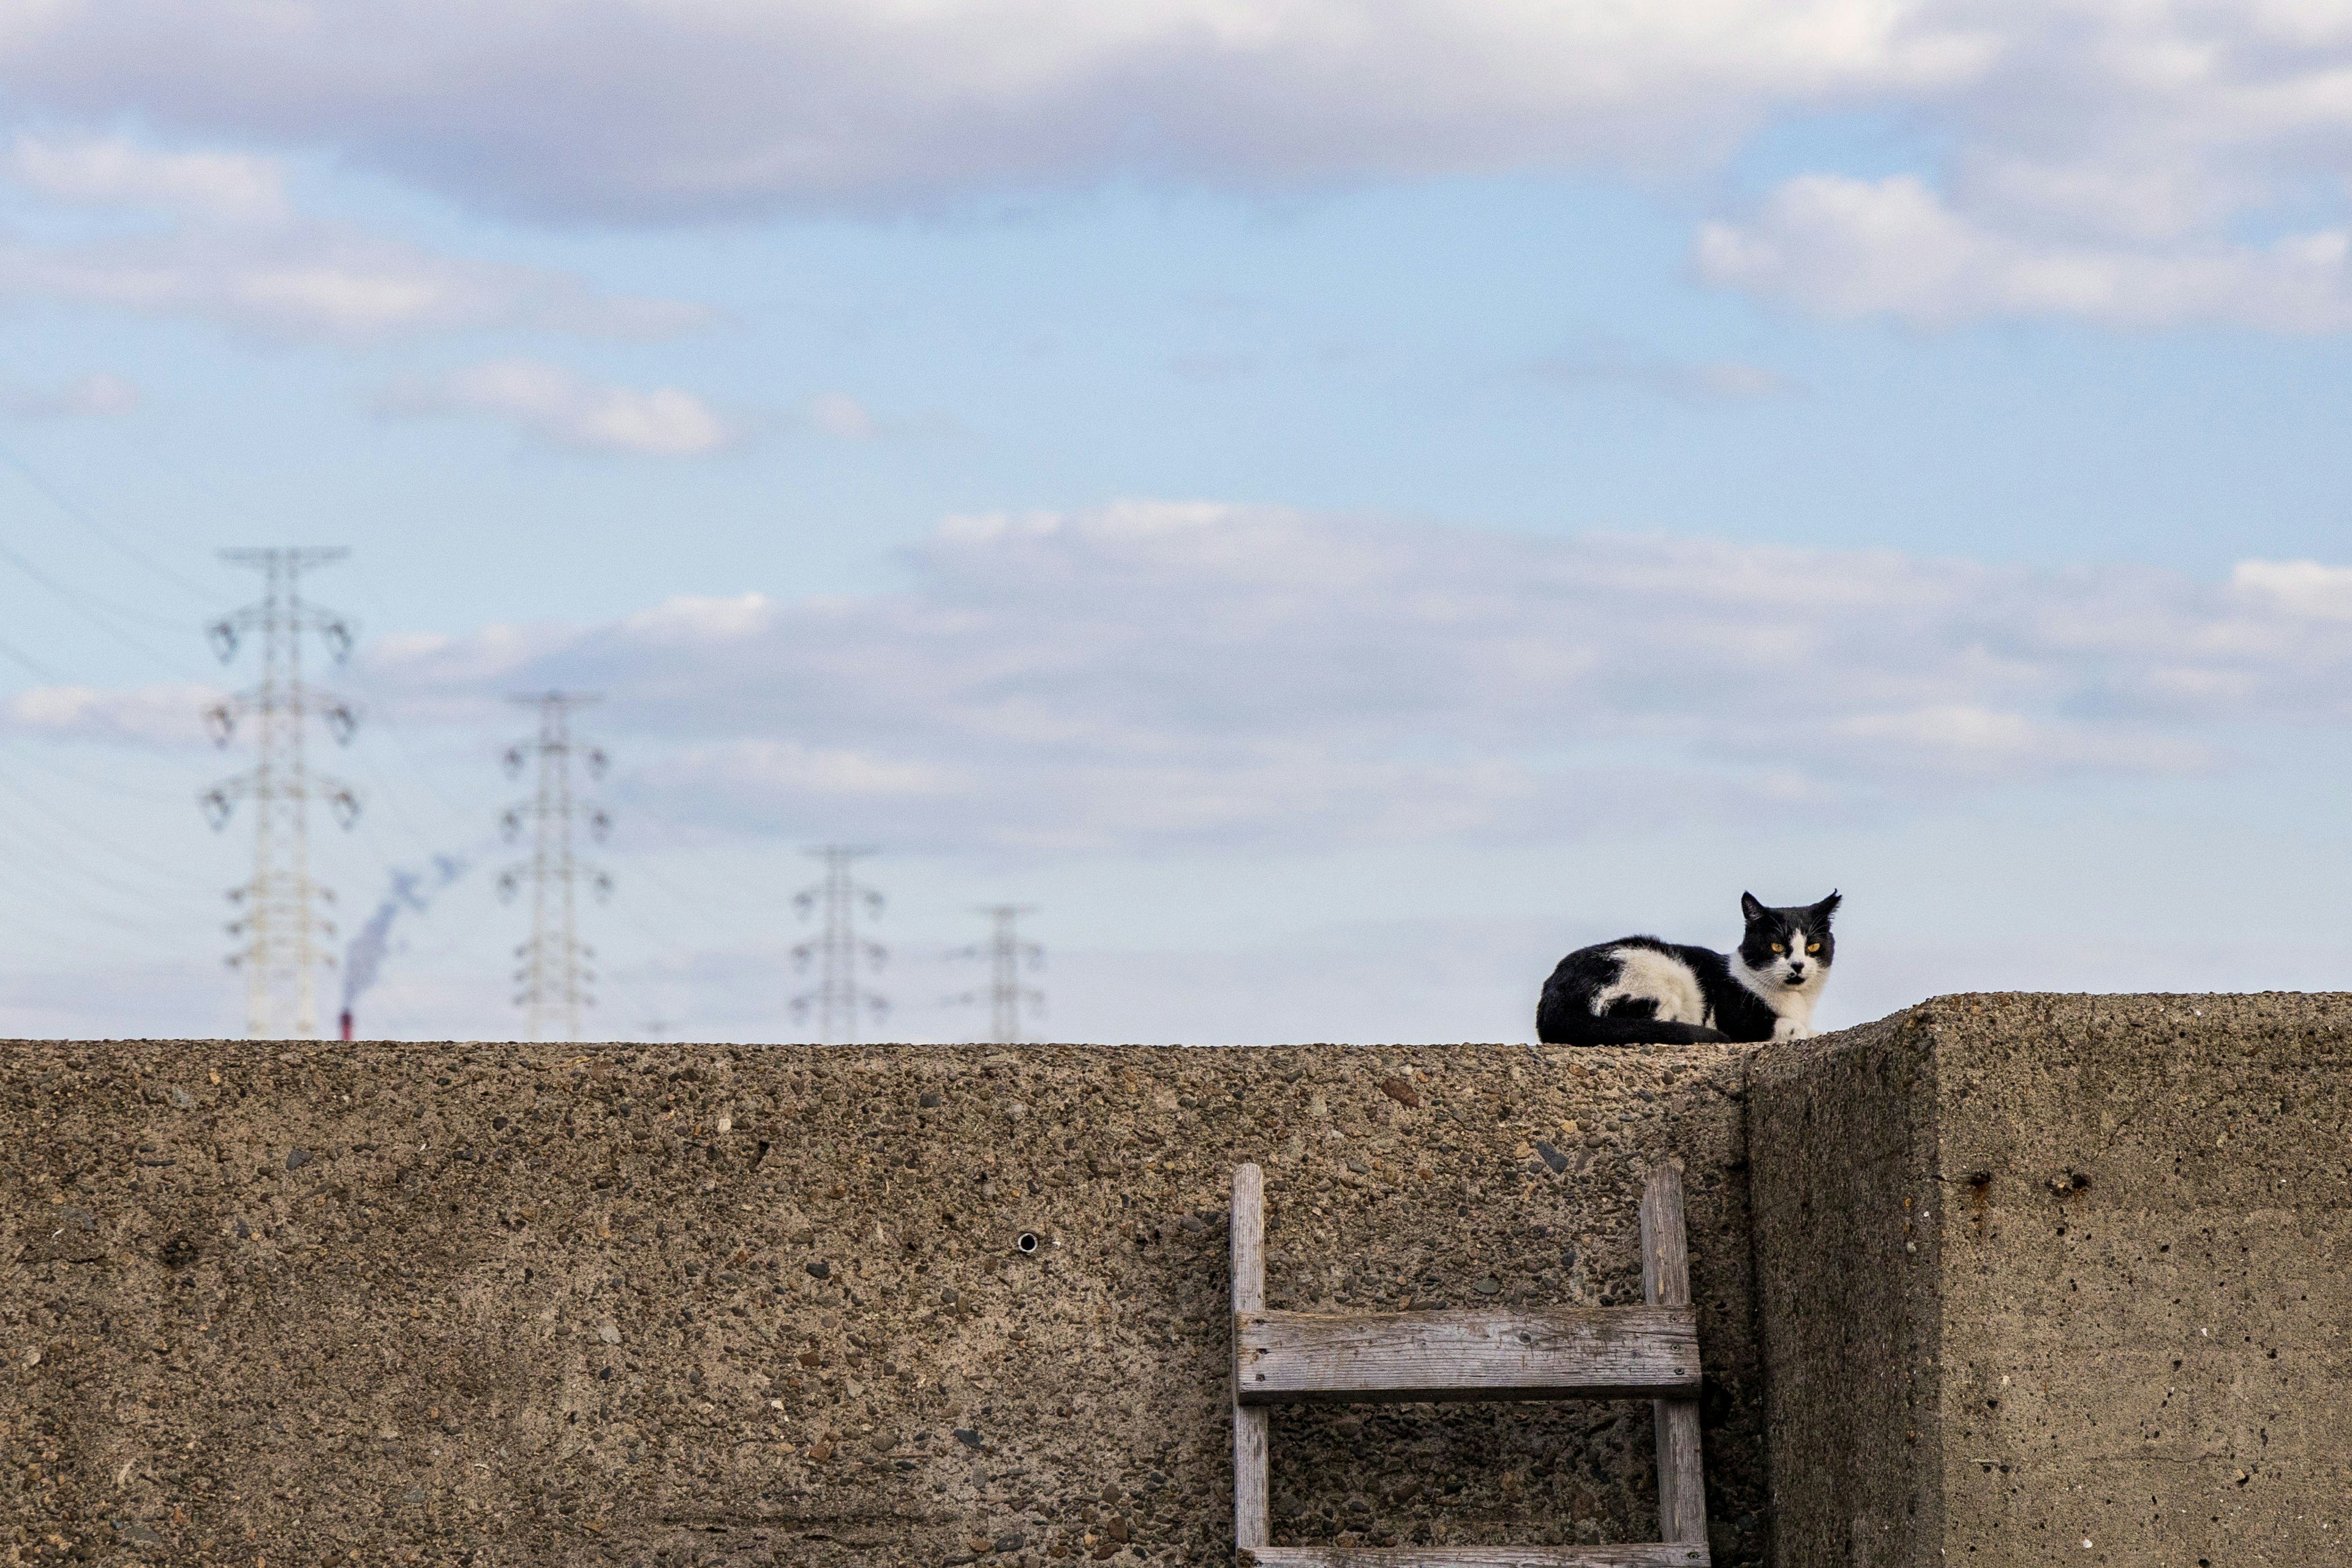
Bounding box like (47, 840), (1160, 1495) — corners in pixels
(1016, 1232), (1039, 1256)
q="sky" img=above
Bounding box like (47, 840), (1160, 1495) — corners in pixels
(3, 0), (2352, 1044)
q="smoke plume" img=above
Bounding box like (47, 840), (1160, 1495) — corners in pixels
(342, 853), (470, 1010)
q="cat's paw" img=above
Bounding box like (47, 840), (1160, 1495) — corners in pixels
(1772, 1019), (1817, 1041)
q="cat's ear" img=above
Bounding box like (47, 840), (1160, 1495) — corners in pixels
(1811, 891), (1842, 925)
(1740, 891), (1767, 924)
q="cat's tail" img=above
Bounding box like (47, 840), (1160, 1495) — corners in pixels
(1537, 1015), (1733, 1047)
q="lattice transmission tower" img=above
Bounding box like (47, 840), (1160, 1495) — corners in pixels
(200, 547), (361, 1039)
(791, 846), (887, 1044)
(949, 905), (1044, 1044)
(497, 692), (611, 1041)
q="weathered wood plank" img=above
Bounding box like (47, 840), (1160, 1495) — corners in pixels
(1639, 1161), (1708, 1547)
(1233, 1162), (1271, 1549)
(1235, 1305), (1698, 1404)
(1241, 1544), (1708, 1567)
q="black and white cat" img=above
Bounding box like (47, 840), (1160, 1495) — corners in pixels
(1536, 892), (1841, 1046)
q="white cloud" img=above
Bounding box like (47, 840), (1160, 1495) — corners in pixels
(1697, 175), (2352, 332)
(2, 682), (221, 746)
(0, 370), (137, 417)
(0, 1), (1984, 219)
(1823, 704), (2210, 779)
(2, 7), (2350, 332)
(1529, 339), (1798, 401)
(337, 505), (2352, 853)
(795, 391), (956, 442)
(2233, 559), (2352, 621)
(0, 129), (709, 343)
(666, 739), (964, 801)
(4, 130), (285, 221)
(0, 223), (707, 344)
(378, 359), (740, 456)
(809, 392), (878, 440)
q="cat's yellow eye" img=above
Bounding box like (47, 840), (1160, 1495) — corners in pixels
(1806, 943), (1821, 954)
(1770, 942), (1784, 953)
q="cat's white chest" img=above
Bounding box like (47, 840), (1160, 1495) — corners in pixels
(1740, 962), (1823, 1039)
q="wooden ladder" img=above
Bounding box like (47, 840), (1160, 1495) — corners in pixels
(1229, 1161), (1709, 1567)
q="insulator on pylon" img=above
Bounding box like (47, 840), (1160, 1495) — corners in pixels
(207, 620), (238, 662)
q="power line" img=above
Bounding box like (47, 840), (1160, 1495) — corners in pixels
(0, 530), (194, 669)
(0, 630), (67, 683)
(0, 737), (190, 804)
(0, 767), (217, 891)
(948, 903), (1044, 1044)
(0, 809), (218, 942)
(497, 692), (611, 1042)
(199, 546), (362, 1039)
(353, 708), (480, 830)
(0, 433), (216, 601)
(791, 845), (887, 1044)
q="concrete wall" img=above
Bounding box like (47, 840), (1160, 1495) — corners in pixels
(0, 1039), (1767, 1567)
(14, 994), (2346, 1568)
(1749, 993), (2352, 1567)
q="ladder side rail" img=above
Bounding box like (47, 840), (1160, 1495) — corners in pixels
(1639, 1161), (1708, 1548)
(1234, 1162), (1271, 1551)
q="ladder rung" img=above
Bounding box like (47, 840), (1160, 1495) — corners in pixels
(1235, 1306), (1699, 1404)
(1242, 1545), (1709, 1567)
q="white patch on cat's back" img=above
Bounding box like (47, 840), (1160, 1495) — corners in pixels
(1593, 946), (1708, 1027)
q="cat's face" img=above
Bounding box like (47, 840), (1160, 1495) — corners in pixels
(1737, 891), (1840, 990)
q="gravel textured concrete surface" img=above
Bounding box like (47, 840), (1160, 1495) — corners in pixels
(1751, 993), (2352, 1567)
(1, 1040), (1766, 1567)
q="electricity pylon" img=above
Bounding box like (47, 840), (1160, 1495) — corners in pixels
(496, 692), (611, 1041)
(791, 846), (886, 1044)
(199, 547), (360, 1040)
(949, 905), (1044, 1044)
